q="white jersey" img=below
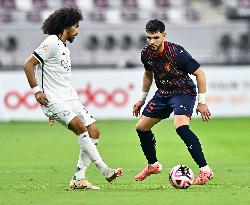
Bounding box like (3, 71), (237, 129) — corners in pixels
(32, 35), (78, 102)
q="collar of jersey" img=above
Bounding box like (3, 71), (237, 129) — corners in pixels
(56, 35), (67, 47)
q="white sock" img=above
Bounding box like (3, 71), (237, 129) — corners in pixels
(200, 165), (211, 172)
(91, 138), (99, 146)
(77, 132), (108, 176)
(74, 138), (99, 180)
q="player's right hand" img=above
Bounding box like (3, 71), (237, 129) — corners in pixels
(133, 100), (145, 117)
(35, 91), (49, 106)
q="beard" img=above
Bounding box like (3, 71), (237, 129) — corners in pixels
(68, 36), (75, 43)
(150, 45), (159, 51)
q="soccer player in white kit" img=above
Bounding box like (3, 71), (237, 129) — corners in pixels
(23, 7), (122, 190)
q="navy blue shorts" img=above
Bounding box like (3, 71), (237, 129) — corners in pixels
(142, 91), (196, 119)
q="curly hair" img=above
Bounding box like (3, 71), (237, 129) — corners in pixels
(42, 7), (83, 35)
(145, 19), (165, 33)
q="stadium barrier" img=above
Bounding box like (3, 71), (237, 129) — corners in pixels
(0, 66), (250, 121)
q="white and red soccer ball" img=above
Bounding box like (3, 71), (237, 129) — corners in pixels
(169, 165), (194, 189)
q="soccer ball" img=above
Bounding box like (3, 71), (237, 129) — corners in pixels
(169, 165), (194, 189)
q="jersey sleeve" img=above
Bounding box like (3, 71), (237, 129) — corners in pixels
(176, 46), (200, 74)
(32, 35), (58, 64)
(141, 52), (152, 71)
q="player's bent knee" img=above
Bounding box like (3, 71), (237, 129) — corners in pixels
(174, 115), (190, 129)
(91, 128), (100, 139)
(135, 125), (149, 132)
(174, 122), (189, 129)
(96, 129), (100, 138)
(135, 123), (143, 131)
(135, 122), (151, 132)
(70, 124), (87, 135)
(87, 123), (100, 139)
(68, 116), (87, 135)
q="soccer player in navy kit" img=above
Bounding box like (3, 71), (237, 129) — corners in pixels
(133, 19), (214, 185)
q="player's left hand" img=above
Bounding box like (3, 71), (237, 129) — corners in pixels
(48, 119), (56, 126)
(196, 103), (211, 122)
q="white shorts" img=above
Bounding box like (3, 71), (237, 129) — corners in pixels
(41, 99), (96, 127)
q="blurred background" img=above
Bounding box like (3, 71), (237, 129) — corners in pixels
(0, 0), (250, 120)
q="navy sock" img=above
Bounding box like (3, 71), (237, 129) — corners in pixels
(136, 130), (158, 164)
(176, 125), (207, 168)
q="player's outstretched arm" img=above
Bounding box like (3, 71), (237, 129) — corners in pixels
(133, 70), (153, 117)
(193, 68), (211, 122)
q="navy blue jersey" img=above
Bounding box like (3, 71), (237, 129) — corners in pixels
(141, 42), (200, 96)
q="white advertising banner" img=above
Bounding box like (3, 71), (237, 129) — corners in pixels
(0, 67), (250, 121)
(201, 66), (250, 117)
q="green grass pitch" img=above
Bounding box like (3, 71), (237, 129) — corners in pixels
(0, 118), (250, 205)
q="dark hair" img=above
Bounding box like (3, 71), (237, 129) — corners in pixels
(42, 7), (83, 35)
(145, 19), (165, 33)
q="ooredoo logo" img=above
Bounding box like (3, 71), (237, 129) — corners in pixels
(78, 83), (134, 108)
(3, 83), (135, 110)
(4, 91), (39, 110)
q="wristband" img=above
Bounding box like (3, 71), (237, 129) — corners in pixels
(198, 93), (206, 104)
(140, 91), (148, 101)
(32, 86), (41, 94)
